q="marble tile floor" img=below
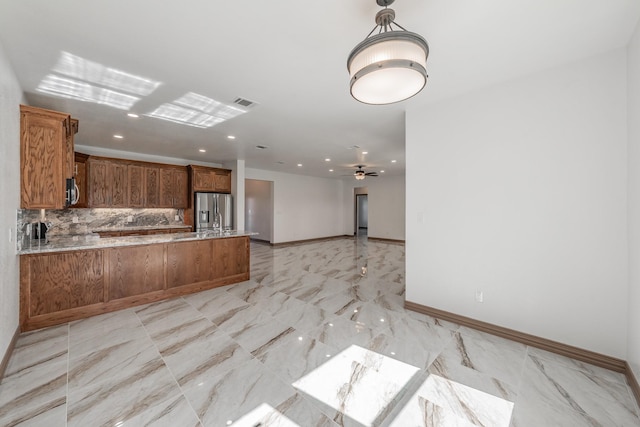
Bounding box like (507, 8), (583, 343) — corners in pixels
(1, 237), (639, 426)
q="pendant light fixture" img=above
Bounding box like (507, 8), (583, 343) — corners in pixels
(347, 0), (429, 105)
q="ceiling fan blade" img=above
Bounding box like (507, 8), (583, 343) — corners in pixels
(365, 172), (378, 176)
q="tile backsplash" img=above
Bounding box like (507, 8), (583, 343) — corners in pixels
(17, 208), (185, 249)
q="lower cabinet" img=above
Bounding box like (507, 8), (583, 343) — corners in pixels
(108, 244), (165, 299)
(19, 236), (250, 331)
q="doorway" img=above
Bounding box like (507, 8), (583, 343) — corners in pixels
(355, 193), (368, 237)
(245, 179), (273, 243)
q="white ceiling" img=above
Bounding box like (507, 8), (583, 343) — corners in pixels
(1, 0), (639, 178)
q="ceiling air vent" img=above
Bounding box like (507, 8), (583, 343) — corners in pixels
(234, 97), (257, 108)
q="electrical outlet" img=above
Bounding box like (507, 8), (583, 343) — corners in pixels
(127, 215), (133, 223)
(175, 215), (180, 221)
(72, 216), (79, 223)
(475, 290), (484, 303)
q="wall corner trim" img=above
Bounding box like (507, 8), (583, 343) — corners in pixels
(626, 361), (640, 411)
(405, 300), (640, 408)
(404, 300), (626, 373)
(0, 326), (19, 383)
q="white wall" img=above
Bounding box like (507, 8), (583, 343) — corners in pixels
(245, 179), (273, 242)
(245, 168), (345, 244)
(343, 175), (406, 241)
(406, 50), (628, 358)
(0, 41), (23, 364)
(627, 19), (640, 380)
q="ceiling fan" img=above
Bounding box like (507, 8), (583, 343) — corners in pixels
(353, 165), (378, 180)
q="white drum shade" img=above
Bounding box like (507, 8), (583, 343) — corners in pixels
(348, 32), (428, 104)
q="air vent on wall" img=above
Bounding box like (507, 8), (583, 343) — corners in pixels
(234, 97), (257, 108)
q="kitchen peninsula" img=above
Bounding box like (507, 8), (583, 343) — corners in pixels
(19, 231), (253, 331)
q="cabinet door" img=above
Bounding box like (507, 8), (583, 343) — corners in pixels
(214, 171), (231, 193)
(167, 240), (213, 288)
(88, 159), (109, 207)
(20, 112), (65, 209)
(145, 167), (160, 207)
(212, 237), (249, 279)
(160, 168), (174, 207)
(108, 245), (165, 300)
(111, 162), (128, 207)
(74, 160), (88, 208)
(25, 250), (104, 316)
(128, 164), (145, 207)
(193, 169), (215, 191)
(173, 168), (188, 208)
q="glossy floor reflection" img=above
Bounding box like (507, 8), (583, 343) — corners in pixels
(1, 237), (639, 426)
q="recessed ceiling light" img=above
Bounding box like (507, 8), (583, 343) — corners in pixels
(297, 163), (303, 167)
(113, 134), (123, 139)
(127, 113), (139, 118)
(380, 170), (385, 173)
(199, 149), (206, 153)
(329, 169), (334, 172)
(325, 158), (331, 162)
(362, 151), (368, 155)
(227, 135), (236, 140)
(391, 160), (397, 163)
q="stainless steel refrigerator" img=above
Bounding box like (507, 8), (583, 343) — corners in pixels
(195, 192), (233, 231)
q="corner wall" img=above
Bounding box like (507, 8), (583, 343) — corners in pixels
(406, 49), (628, 358)
(245, 168), (345, 244)
(627, 17), (640, 383)
(0, 40), (23, 365)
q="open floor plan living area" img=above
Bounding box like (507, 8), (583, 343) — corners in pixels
(1, 237), (639, 426)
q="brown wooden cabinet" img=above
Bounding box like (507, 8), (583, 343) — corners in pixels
(108, 245), (165, 300)
(19, 236), (250, 331)
(20, 250), (104, 320)
(160, 167), (189, 208)
(20, 105), (78, 209)
(128, 164), (145, 207)
(87, 158), (128, 208)
(190, 165), (232, 193)
(145, 166), (160, 207)
(83, 156), (189, 209)
(73, 152), (89, 208)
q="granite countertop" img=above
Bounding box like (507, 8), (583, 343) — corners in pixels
(92, 224), (192, 232)
(18, 230), (258, 255)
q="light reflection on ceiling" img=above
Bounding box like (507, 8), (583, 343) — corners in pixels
(37, 74), (140, 110)
(147, 92), (248, 128)
(36, 51), (160, 110)
(36, 52), (249, 128)
(52, 51), (161, 96)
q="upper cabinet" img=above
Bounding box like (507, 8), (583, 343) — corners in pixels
(86, 156), (188, 209)
(160, 167), (188, 208)
(20, 105), (78, 209)
(190, 165), (232, 193)
(73, 152), (89, 208)
(87, 158), (128, 208)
